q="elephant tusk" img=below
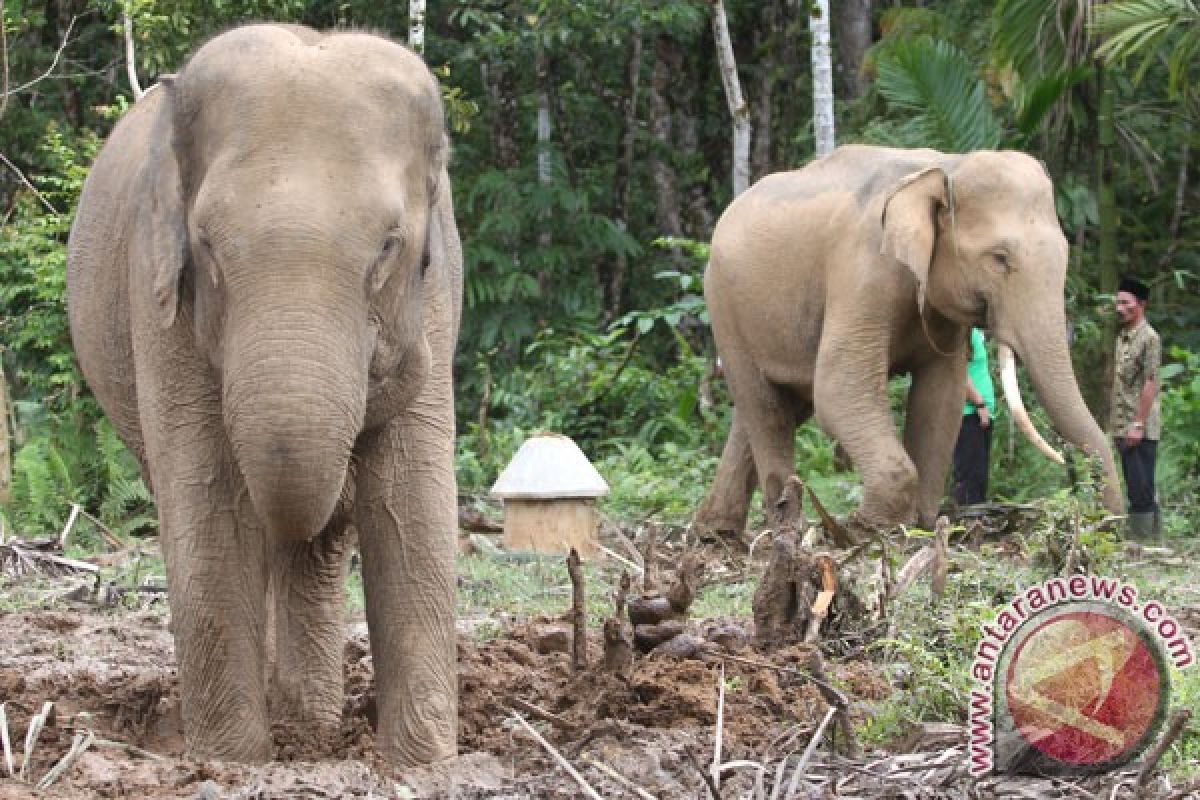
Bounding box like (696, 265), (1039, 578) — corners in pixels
(998, 344), (1065, 465)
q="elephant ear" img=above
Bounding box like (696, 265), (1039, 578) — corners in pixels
(880, 167), (948, 314)
(140, 83), (190, 330)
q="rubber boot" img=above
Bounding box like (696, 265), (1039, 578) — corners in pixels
(1126, 512), (1157, 541)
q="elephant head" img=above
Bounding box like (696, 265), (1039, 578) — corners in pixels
(141, 27), (448, 540)
(881, 151), (1122, 512)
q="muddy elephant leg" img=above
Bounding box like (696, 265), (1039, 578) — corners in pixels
(693, 408), (757, 536)
(267, 521), (350, 734)
(355, 401), (457, 767)
(156, 434), (272, 761)
(903, 354), (968, 527)
(814, 340), (917, 527)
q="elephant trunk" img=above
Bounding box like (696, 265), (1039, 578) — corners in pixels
(1012, 322), (1124, 514)
(223, 312), (368, 542)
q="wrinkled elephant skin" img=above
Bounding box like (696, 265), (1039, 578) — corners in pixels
(694, 146), (1122, 535)
(67, 25), (462, 767)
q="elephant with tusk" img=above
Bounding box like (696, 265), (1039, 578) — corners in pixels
(997, 344), (1065, 465)
(67, 26), (462, 766)
(693, 145), (1122, 537)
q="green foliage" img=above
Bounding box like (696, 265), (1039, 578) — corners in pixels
(0, 125), (150, 540)
(1094, 0), (1200, 102)
(1158, 346), (1200, 532)
(873, 37), (1003, 151)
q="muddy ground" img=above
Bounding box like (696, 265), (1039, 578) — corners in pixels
(1, 530), (1196, 799)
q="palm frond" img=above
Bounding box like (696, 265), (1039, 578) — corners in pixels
(875, 37), (1004, 152)
(1094, 0), (1200, 97)
(1013, 65), (1093, 141)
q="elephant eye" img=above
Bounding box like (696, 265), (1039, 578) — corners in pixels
(992, 251), (1012, 272)
(381, 231), (404, 259)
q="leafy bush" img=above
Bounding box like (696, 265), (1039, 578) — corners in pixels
(0, 125), (152, 540)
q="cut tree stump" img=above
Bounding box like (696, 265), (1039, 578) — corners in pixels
(752, 531), (861, 650)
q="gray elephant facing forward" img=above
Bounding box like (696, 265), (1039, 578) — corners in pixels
(67, 25), (461, 766)
(694, 146), (1122, 536)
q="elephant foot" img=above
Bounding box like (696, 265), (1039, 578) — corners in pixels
(376, 683), (457, 768)
(185, 721), (273, 764)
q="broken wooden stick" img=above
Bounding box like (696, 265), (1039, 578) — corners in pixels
(566, 548), (588, 671)
(603, 572), (634, 673)
(1137, 708), (1191, 790)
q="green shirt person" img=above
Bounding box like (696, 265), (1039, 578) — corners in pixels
(953, 328), (995, 506)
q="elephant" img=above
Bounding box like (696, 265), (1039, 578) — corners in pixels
(692, 145), (1122, 536)
(66, 25), (461, 766)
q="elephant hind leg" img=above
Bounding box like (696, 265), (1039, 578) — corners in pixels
(267, 521), (351, 739)
(693, 408), (757, 538)
(721, 363), (803, 527)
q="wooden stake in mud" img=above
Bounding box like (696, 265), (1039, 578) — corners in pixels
(567, 547), (588, 671)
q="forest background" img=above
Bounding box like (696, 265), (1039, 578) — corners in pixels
(0, 0), (1197, 541)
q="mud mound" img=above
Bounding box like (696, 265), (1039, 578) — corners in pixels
(1, 608), (884, 797)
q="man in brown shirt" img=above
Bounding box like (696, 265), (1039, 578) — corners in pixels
(1110, 277), (1161, 538)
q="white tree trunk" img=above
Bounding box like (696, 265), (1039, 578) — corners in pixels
(123, 9), (144, 101)
(409, 0), (425, 56)
(810, 0), (835, 158)
(537, 91), (551, 186)
(710, 0), (751, 196)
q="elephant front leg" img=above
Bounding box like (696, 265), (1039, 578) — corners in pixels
(355, 411), (457, 767)
(693, 408), (757, 538)
(814, 341), (918, 528)
(903, 354), (970, 527)
(267, 522), (350, 737)
(157, 458), (273, 761)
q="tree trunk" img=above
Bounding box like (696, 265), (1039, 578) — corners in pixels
(649, 36), (683, 239)
(810, 0), (836, 158)
(710, 0), (751, 196)
(601, 21), (643, 320)
(834, 0), (873, 100)
(1096, 65), (1118, 426)
(485, 60), (520, 170)
(122, 10), (144, 100)
(408, 0), (425, 56)
(750, 0), (778, 181)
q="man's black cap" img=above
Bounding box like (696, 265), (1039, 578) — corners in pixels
(1118, 276), (1149, 302)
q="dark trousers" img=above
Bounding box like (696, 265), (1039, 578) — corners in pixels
(953, 413), (991, 506)
(1118, 438), (1158, 513)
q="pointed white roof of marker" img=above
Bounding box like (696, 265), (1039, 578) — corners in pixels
(490, 433), (610, 500)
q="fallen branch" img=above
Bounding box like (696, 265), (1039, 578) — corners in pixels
(510, 698), (574, 731)
(36, 729), (93, 790)
(806, 486), (856, 548)
(0, 702), (14, 777)
(509, 710), (603, 800)
(582, 755), (658, 800)
(1136, 708), (1191, 791)
(783, 706), (836, 796)
(710, 664), (726, 790)
(685, 743), (722, 799)
(20, 701), (54, 782)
